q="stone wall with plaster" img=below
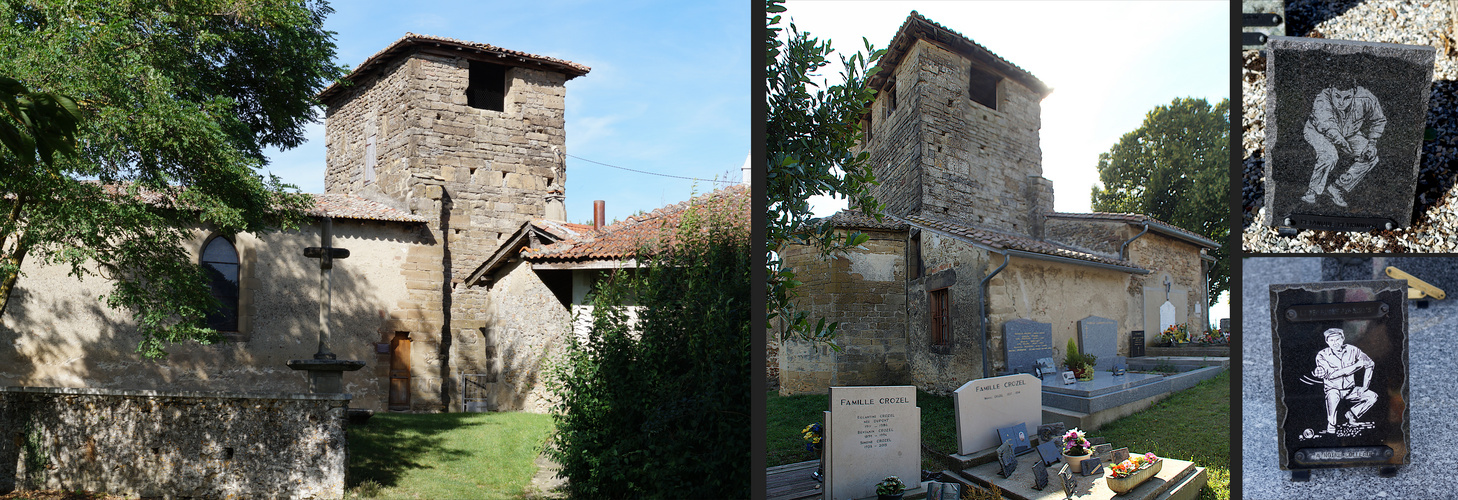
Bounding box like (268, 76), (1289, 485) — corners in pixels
(777, 228), (908, 395)
(0, 220), (428, 412)
(0, 387), (347, 498)
(905, 232), (992, 393)
(1128, 233), (1209, 335)
(985, 257), (1133, 370)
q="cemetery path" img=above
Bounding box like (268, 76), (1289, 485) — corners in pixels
(524, 446), (568, 499)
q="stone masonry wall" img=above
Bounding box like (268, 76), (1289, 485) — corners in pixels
(777, 228), (907, 395)
(864, 45), (926, 218)
(911, 40), (1047, 237)
(906, 232), (991, 394)
(0, 387), (348, 498)
(324, 47), (573, 410)
(454, 260), (572, 413)
(986, 258), (1132, 372)
(1043, 218), (1128, 259)
(1129, 233), (1208, 334)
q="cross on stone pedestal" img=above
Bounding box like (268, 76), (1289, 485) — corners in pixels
(288, 216), (365, 394)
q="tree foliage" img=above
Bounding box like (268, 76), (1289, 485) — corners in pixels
(546, 202), (750, 499)
(766, 0), (883, 343)
(1091, 97), (1229, 307)
(0, 0), (343, 357)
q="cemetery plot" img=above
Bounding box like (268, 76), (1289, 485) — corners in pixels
(1077, 316), (1118, 371)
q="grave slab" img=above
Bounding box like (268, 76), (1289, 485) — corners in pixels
(954, 374), (1042, 455)
(1077, 316), (1119, 371)
(824, 386), (921, 500)
(1271, 280), (1409, 472)
(1004, 319), (1054, 375)
(1262, 37), (1435, 231)
(949, 451), (1207, 500)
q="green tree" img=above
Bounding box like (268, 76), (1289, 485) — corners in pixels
(0, 0), (343, 357)
(546, 201), (749, 498)
(1091, 97), (1229, 306)
(766, 0), (883, 343)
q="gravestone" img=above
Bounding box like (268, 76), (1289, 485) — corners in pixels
(928, 482), (961, 500)
(1060, 464), (1076, 499)
(1220, 319), (1229, 332)
(1037, 423), (1066, 443)
(1262, 37), (1436, 231)
(1077, 316), (1118, 370)
(1129, 331), (1145, 358)
(824, 386), (921, 500)
(953, 374), (1041, 455)
(1036, 441), (1061, 467)
(1079, 457), (1103, 476)
(1271, 280), (1409, 479)
(1093, 443), (1112, 458)
(996, 422), (1032, 455)
(1036, 357), (1057, 379)
(1060, 371), (1076, 385)
(1159, 301), (1177, 333)
(1004, 319), (1054, 374)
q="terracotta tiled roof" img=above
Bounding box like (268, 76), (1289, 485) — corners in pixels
(1046, 212), (1220, 249)
(902, 214), (1145, 271)
(319, 33), (591, 103)
(309, 194), (428, 223)
(521, 185), (750, 262)
(869, 11), (1050, 96)
(819, 210), (909, 230)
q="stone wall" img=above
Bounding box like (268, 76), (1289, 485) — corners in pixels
(323, 46), (575, 410)
(905, 232), (992, 393)
(1129, 233), (1209, 334)
(986, 257), (1134, 372)
(0, 220), (429, 412)
(777, 228), (908, 395)
(864, 43), (926, 218)
(0, 387), (348, 498)
(455, 260), (573, 413)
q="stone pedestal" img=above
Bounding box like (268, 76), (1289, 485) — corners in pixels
(287, 359), (366, 394)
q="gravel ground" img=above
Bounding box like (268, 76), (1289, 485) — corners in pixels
(1242, 257), (1458, 499)
(1243, 0), (1458, 252)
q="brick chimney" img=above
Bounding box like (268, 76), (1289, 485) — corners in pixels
(594, 200), (605, 232)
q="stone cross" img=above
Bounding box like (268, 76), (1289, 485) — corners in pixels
(1164, 276), (1172, 300)
(303, 217), (350, 360)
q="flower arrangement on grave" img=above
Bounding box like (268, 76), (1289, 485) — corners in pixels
(1158, 324), (1189, 345)
(1061, 339), (1096, 380)
(1061, 428), (1091, 457)
(802, 423), (824, 451)
(875, 476), (906, 498)
(1108, 452), (1161, 478)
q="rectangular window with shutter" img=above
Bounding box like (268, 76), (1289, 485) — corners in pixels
(930, 288), (950, 350)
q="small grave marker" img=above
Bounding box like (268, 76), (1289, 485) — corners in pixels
(1272, 280), (1409, 480)
(1112, 447), (1130, 463)
(1037, 422), (1066, 443)
(1060, 464), (1076, 499)
(1036, 441), (1062, 467)
(996, 423), (1032, 455)
(1093, 443), (1112, 458)
(1079, 457), (1103, 476)
(1061, 371), (1076, 385)
(1032, 461), (1049, 490)
(997, 440), (1018, 478)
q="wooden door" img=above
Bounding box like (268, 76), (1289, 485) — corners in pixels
(389, 332), (411, 410)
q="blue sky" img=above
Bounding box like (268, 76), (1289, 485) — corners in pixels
(261, 1), (749, 224)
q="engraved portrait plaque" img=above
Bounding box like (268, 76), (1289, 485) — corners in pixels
(1271, 280), (1408, 472)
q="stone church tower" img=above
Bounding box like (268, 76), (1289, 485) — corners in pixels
(863, 12), (1054, 237)
(318, 33), (589, 410)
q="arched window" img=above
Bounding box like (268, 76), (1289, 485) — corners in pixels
(201, 236), (240, 332)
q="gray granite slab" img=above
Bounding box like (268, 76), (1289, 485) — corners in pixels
(1004, 319), (1054, 374)
(1262, 37), (1435, 230)
(1245, 258), (1458, 497)
(1077, 316), (1118, 370)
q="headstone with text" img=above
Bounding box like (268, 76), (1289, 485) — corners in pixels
(953, 374), (1041, 455)
(824, 386), (922, 499)
(1271, 280), (1409, 480)
(1004, 319), (1054, 375)
(1129, 331), (1145, 358)
(1037, 440), (1062, 467)
(997, 440), (1018, 478)
(1262, 37), (1435, 231)
(1159, 301), (1177, 333)
(996, 423), (1033, 455)
(1077, 316), (1118, 370)
(1080, 457), (1103, 476)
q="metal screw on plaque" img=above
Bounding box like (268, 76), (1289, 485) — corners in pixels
(1286, 309), (1299, 321)
(1385, 449), (1393, 458)
(1386, 222), (1394, 230)
(1285, 218), (1292, 226)
(1295, 451), (1307, 462)
(1380, 303), (1389, 315)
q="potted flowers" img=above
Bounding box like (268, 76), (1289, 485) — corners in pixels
(875, 476), (906, 500)
(803, 423), (824, 481)
(1107, 452), (1163, 494)
(1061, 339), (1098, 381)
(1159, 324), (1190, 346)
(1060, 428), (1093, 473)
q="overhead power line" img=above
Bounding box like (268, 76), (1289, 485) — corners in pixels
(566, 154), (738, 184)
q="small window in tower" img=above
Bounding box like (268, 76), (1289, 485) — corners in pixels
(969, 66), (1001, 110)
(863, 116), (873, 143)
(364, 135), (377, 184)
(884, 82), (897, 118)
(467, 60), (508, 111)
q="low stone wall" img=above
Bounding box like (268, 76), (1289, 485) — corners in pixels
(0, 387), (349, 498)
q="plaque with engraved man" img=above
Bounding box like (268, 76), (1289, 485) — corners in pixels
(1271, 280), (1408, 480)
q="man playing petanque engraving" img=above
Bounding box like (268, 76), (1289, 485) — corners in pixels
(1302, 79), (1387, 207)
(1312, 327), (1377, 434)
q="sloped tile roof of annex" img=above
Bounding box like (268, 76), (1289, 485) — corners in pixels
(319, 32), (591, 104)
(1046, 212), (1220, 249)
(819, 209), (909, 230)
(903, 214), (1145, 271)
(520, 184), (750, 262)
(869, 11), (1051, 97)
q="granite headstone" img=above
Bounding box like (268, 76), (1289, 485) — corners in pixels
(953, 374), (1041, 455)
(1036, 440), (1061, 467)
(824, 386), (921, 499)
(1060, 464), (1076, 499)
(1129, 331), (1145, 358)
(1004, 319), (1054, 375)
(1077, 316), (1118, 370)
(1271, 280), (1409, 474)
(1079, 457), (1103, 476)
(1037, 423), (1066, 443)
(1262, 37), (1436, 231)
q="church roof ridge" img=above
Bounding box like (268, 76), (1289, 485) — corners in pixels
(1046, 211), (1220, 249)
(319, 32), (591, 103)
(868, 11), (1050, 97)
(902, 213), (1146, 272)
(309, 193), (429, 223)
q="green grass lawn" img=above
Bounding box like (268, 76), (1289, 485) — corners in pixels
(767, 371), (1230, 500)
(346, 412), (556, 499)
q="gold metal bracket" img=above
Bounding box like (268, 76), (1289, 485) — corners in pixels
(1385, 266), (1446, 300)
